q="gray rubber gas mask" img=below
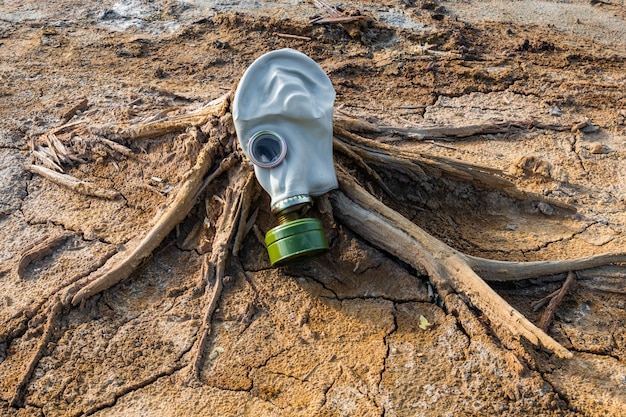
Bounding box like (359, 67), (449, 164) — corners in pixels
(233, 49), (338, 267)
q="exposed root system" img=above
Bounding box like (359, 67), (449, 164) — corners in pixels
(2, 90), (624, 411)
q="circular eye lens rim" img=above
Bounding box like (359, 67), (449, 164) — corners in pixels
(247, 130), (288, 169)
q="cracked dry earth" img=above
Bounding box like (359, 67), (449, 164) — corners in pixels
(1, 1), (626, 416)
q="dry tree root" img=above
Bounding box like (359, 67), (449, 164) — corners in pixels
(9, 296), (63, 408)
(538, 271), (576, 332)
(61, 98), (234, 307)
(331, 117), (624, 356)
(187, 168), (254, 382)
(91, 93), (231, 140)
(332, 123), (576, 211)
(331, 170), (571, 358)
(62, 136), (229, 306)
(334, 115), (573, 140)
(15, 231), (73, 278)
(2, 97), (235, 407)
(331, 169), (625, 358)
(25, 164), (121, 200)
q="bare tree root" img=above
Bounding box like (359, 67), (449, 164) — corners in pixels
(9, 296), (63, 408)
(16, 231), (74, 278)
(91, 93), (231, 140)
(65, 138), (236, 306)
(331, 169), (575, 358)
(333, 139), (396, 198)
(25, 165), (121, 200)
(538, 271), (576, 331)
(335, 125), (516, 186)
(467, 253), (626, 282)
(232, 172), (260, 257)
(6, 95), (624, 413)
(333, 126), (577, 211)
(187, 168), (254, 382)
(334, 115), (571, 140)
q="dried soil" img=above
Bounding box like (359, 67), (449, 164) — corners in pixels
(0, 1), (625, 416)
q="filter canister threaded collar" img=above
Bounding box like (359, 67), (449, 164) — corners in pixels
(271, 194), (312, 214)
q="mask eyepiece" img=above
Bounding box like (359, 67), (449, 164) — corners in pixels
(248, 130), (287, 168)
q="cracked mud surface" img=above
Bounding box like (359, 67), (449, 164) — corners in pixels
(1, 1), (625, 416)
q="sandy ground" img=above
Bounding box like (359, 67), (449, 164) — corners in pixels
(0, 1), (625, 416)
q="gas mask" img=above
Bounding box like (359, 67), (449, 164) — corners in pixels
(233, 48), (338, 267)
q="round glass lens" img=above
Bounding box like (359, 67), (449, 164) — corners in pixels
(248, 131), (287, 168)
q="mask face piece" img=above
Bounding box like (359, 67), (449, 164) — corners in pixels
(233, 48), (338, 267)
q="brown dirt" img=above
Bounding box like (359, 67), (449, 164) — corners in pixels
(1, 1), (625, 416)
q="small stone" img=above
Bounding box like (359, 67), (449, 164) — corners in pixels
(589, 143), (607, 154)
(537, 201), (554, 216)
(549, 107), (563, 116)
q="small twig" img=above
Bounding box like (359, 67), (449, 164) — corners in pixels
(428, 140), (458, 150)
(32, 146), (64, 172)
(98, 137), (136, 159)
(26, 164), (121, 200)
(44, 134), (63, 167)
(274, 32), (312, 41)
(148, 87), (195, 102)
(311, 16), (367, 24)
(50, 120), (88, 135)
(538, 271), (576, 332)
(532, 287), (562, 312)
(46, 133), (72, 165)
(16, 232), (73, 278)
